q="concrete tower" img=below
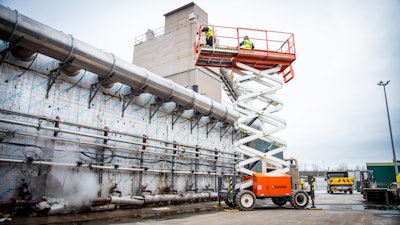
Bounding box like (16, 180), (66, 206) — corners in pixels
(132, 2), (222, 103)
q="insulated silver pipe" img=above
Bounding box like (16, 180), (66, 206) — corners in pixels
(92, 193), (217, 206)
(143, 192), (217, 204)
(0, 117), (238, 160)
(109, 196), (145, 205)
(0, 5), (240, 124)
(0, 158), (235, 176)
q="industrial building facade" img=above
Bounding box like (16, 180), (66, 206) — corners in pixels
(0, 3), (238, 213)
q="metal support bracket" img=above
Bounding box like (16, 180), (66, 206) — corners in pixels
(232, 130), (241, 143)
(149, 99), (167, 123)
(171, 106), (185, 130)
(122, 88), (144, 117)
(88, 72), (114, 108)
(46, 61), (72, 98)
(206, 119), (218, 138)
(219, 124), (232, 140)
(149, 98), (169, 123)
(190, 113), (203, 134)
(0, 46), (10, 65)
(89, 53), (116, 108)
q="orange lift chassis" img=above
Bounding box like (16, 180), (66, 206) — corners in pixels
(194, 25), (309, 210)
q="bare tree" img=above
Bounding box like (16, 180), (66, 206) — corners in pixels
(312, 162), (320, 172)
(338, 162), (348, 170)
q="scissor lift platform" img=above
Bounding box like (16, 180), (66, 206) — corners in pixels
(194, 25), (296, 83)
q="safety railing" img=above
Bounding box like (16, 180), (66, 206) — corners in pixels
(194, 25), (295, 55)
(134, 26), (165, 45)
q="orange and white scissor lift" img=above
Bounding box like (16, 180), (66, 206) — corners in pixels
(194, 25), (309, 210)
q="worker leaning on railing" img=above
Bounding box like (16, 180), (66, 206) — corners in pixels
(240, 36), (254, 49)
(201, 26), (214, 46)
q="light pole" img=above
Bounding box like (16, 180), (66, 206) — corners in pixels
(377, 80), (398, 179)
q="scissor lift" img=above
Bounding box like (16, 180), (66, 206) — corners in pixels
(194, 25), (308, 210)
(194, 25), (297, 176)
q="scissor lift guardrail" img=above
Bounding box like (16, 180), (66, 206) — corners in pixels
(194, 25), (296, 83)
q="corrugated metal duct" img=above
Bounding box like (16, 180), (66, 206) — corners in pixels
(0, 5), (240, 124)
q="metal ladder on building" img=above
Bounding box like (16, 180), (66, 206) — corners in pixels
(219, 68), (238, 102)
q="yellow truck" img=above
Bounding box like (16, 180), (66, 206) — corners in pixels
(326, 170), (354, 194)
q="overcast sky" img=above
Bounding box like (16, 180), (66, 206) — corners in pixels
(1, 0), (399, 171)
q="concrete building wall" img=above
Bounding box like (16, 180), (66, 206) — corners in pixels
(165, 68), (221, 101)
(164, 2), (208, 34)
(133, 25), (197, 76)
(132, 3), (222, 103)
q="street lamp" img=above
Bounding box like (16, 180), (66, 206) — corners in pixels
(377, 80), (398, 179)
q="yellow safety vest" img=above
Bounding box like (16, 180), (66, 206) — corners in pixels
(206, 29), (213, 40)
(243, 40), (253, 49)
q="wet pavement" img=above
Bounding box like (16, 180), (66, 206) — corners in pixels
(5, 190), (400, 225)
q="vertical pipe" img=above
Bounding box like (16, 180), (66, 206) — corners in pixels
(172, 141), (177, 191)
(214, 149), (218, 192)
(214, 149), (218, 172)
(53, 116), (60, 137)
(195, 145), (200, 191)
(98, 149), (104, 198)
(98, 126), (109, 197)
(142, 135), (147, 151)
(234, 153), (238, 165)
(103, 126), (109, 144)
(138, 135), (147, 195)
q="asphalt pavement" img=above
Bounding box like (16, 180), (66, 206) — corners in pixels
(7, 190), (400, 225)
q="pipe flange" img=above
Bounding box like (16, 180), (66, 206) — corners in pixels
(106, 53), (116, 79)
(219, 104), (229, 122)
(62, 34), (75, 63)
(185, 91), (196, 110)
(161, 80), (175, 101)
(204, 99), (213, 116)
(136, 70), (149, 92)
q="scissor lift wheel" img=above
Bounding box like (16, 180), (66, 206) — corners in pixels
(291, 190), (309, 209)
(236, 190), (256, 211)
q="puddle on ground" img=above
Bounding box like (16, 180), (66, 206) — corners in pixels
(152, 207), (171, 211)
(317, 204), (365, 211)
(376, 213), (400, 219)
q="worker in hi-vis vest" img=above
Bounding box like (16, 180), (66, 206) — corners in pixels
(240, 35), (254, 49)
(201, 26), (214, 46)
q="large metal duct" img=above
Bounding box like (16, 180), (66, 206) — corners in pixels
(0, 5), (240, 124)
